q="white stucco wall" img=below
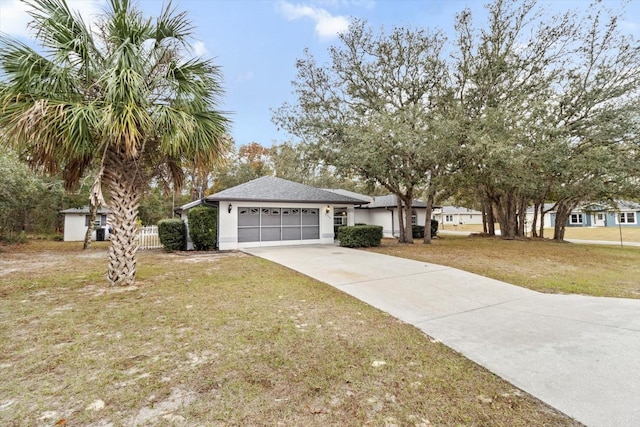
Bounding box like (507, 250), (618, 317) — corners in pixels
(354, 207), (428, 238)
(434, 212), (484, 226)
(63, 213), (110, 241)
(218, 201), (337, 251)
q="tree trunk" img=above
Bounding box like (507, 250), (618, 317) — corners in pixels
(531, 202), (540, 238)
(396, 194), (406, 242)
(494, 191), (518, 239)
(83, 201), (97, 250)
(423, 180), (436, 244)
(103, 150), (140, 286)
(481, 199), (488, 234)
(481, 190), (496, 236)
(403, 196), (414, 244)
(517, 196), (527, 237)
(553, 200), (579, 241)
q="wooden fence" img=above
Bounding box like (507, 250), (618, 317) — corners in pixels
(137, 225), (163, 250)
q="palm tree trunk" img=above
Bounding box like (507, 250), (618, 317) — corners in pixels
(104, 151), (140, 286)
(83, 201), (97, 250)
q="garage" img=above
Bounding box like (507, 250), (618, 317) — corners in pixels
(237, 207), (319, 243)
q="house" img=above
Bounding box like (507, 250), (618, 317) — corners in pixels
(60, 206), (112, 241)
(525, 204), (555, 230)
(177, 176), (367, 250)
(432, 206), (484, 227)
(349, 194), (430, 238)
(550, 201), (640, 227)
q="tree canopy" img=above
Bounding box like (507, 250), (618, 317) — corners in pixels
(275, 0), (640, 242)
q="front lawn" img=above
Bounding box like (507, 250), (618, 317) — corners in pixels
(0, 241), (579, 426)
(367, 235), (640, 299)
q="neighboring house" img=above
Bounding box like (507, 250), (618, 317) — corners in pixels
(177, 176), (367, 250)
(525, 203), (555, 230)
(60, 207), (112, 241)
(432, 206), (483, 227)
(550, 201), (640, 228)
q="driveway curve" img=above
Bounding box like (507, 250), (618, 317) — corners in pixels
(243, 244), (640, 427)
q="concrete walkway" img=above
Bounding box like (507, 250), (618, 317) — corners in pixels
(243, 245), (640, 427)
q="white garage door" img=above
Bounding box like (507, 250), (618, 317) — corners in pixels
(237, 207), (320, 243)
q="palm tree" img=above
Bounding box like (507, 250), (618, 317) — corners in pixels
(0, 0), (229, 285)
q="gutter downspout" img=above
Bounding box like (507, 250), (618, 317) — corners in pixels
(386, 207), (394, 238)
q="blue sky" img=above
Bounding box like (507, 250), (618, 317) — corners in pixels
(1, 0), (638, 147)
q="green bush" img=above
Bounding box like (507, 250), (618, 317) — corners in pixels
(430, 219), (439, 237)
(338, 225), (383, 248)
(158, 219), (186, 252)
(412, 220), (439, 239)
(187, 206), (218, 250)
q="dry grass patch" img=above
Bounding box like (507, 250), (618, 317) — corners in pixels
(367, 236), (640, 298)
(439, 224), (640, 243)
(0, 241), (580, 426)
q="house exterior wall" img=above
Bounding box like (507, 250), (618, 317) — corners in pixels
(63, 213), (110, 241)
(433, 212), (484, 227)
(354, 207), (427, 238)
(551, 210), (640, 228)
(217, 201), (336, 250)
(525, 212), (553, 229)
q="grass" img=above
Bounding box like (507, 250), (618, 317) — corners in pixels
(0, 241), (580, 426)
(367, 235), (640, 299)
(439, 224), (640, 243)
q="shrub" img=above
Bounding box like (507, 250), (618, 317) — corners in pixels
(338, 225), (383, 248)
(430, 219), (439, 237)
(158, 219), (186, 252)
(411, 220), (439, 239)
(187, 206), (217, 250)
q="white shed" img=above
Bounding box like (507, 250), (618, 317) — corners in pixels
(60, 207), (112, 242)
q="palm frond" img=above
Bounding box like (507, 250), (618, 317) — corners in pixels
(155, 0), (193, 46)
(25, 0), (100, 68)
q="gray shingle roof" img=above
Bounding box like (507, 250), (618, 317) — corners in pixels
(361, 194), (427, 209)
(323, 188), (371, 203)
(60, 206), (112, 214)
(204, 176), (368, 204)
(437, 205), (482, 214)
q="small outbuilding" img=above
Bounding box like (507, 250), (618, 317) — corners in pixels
(60, 206), (112, 242)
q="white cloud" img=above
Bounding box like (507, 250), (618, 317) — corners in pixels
(278, 1), (350, 40)
(0, 0), (102, 39)
(0, 0), (33, 38)
(236, 71), (254, 82)
(192, 40), (208, 56)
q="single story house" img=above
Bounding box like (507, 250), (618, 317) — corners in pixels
(432, 206), (483, 228)
(550, 201), (640, 227)
(177, 176), (367, 250)
(60, 206), (112, 241)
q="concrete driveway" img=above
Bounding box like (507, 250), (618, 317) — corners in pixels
(243, 244), (640, 427)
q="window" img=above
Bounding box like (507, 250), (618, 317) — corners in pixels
(569, 214), (583, 224)
(445, 215), (453, 223)
(618, 212), (636, 224)
(85, 214), (107, 227)
(411, 210), (417, 225)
